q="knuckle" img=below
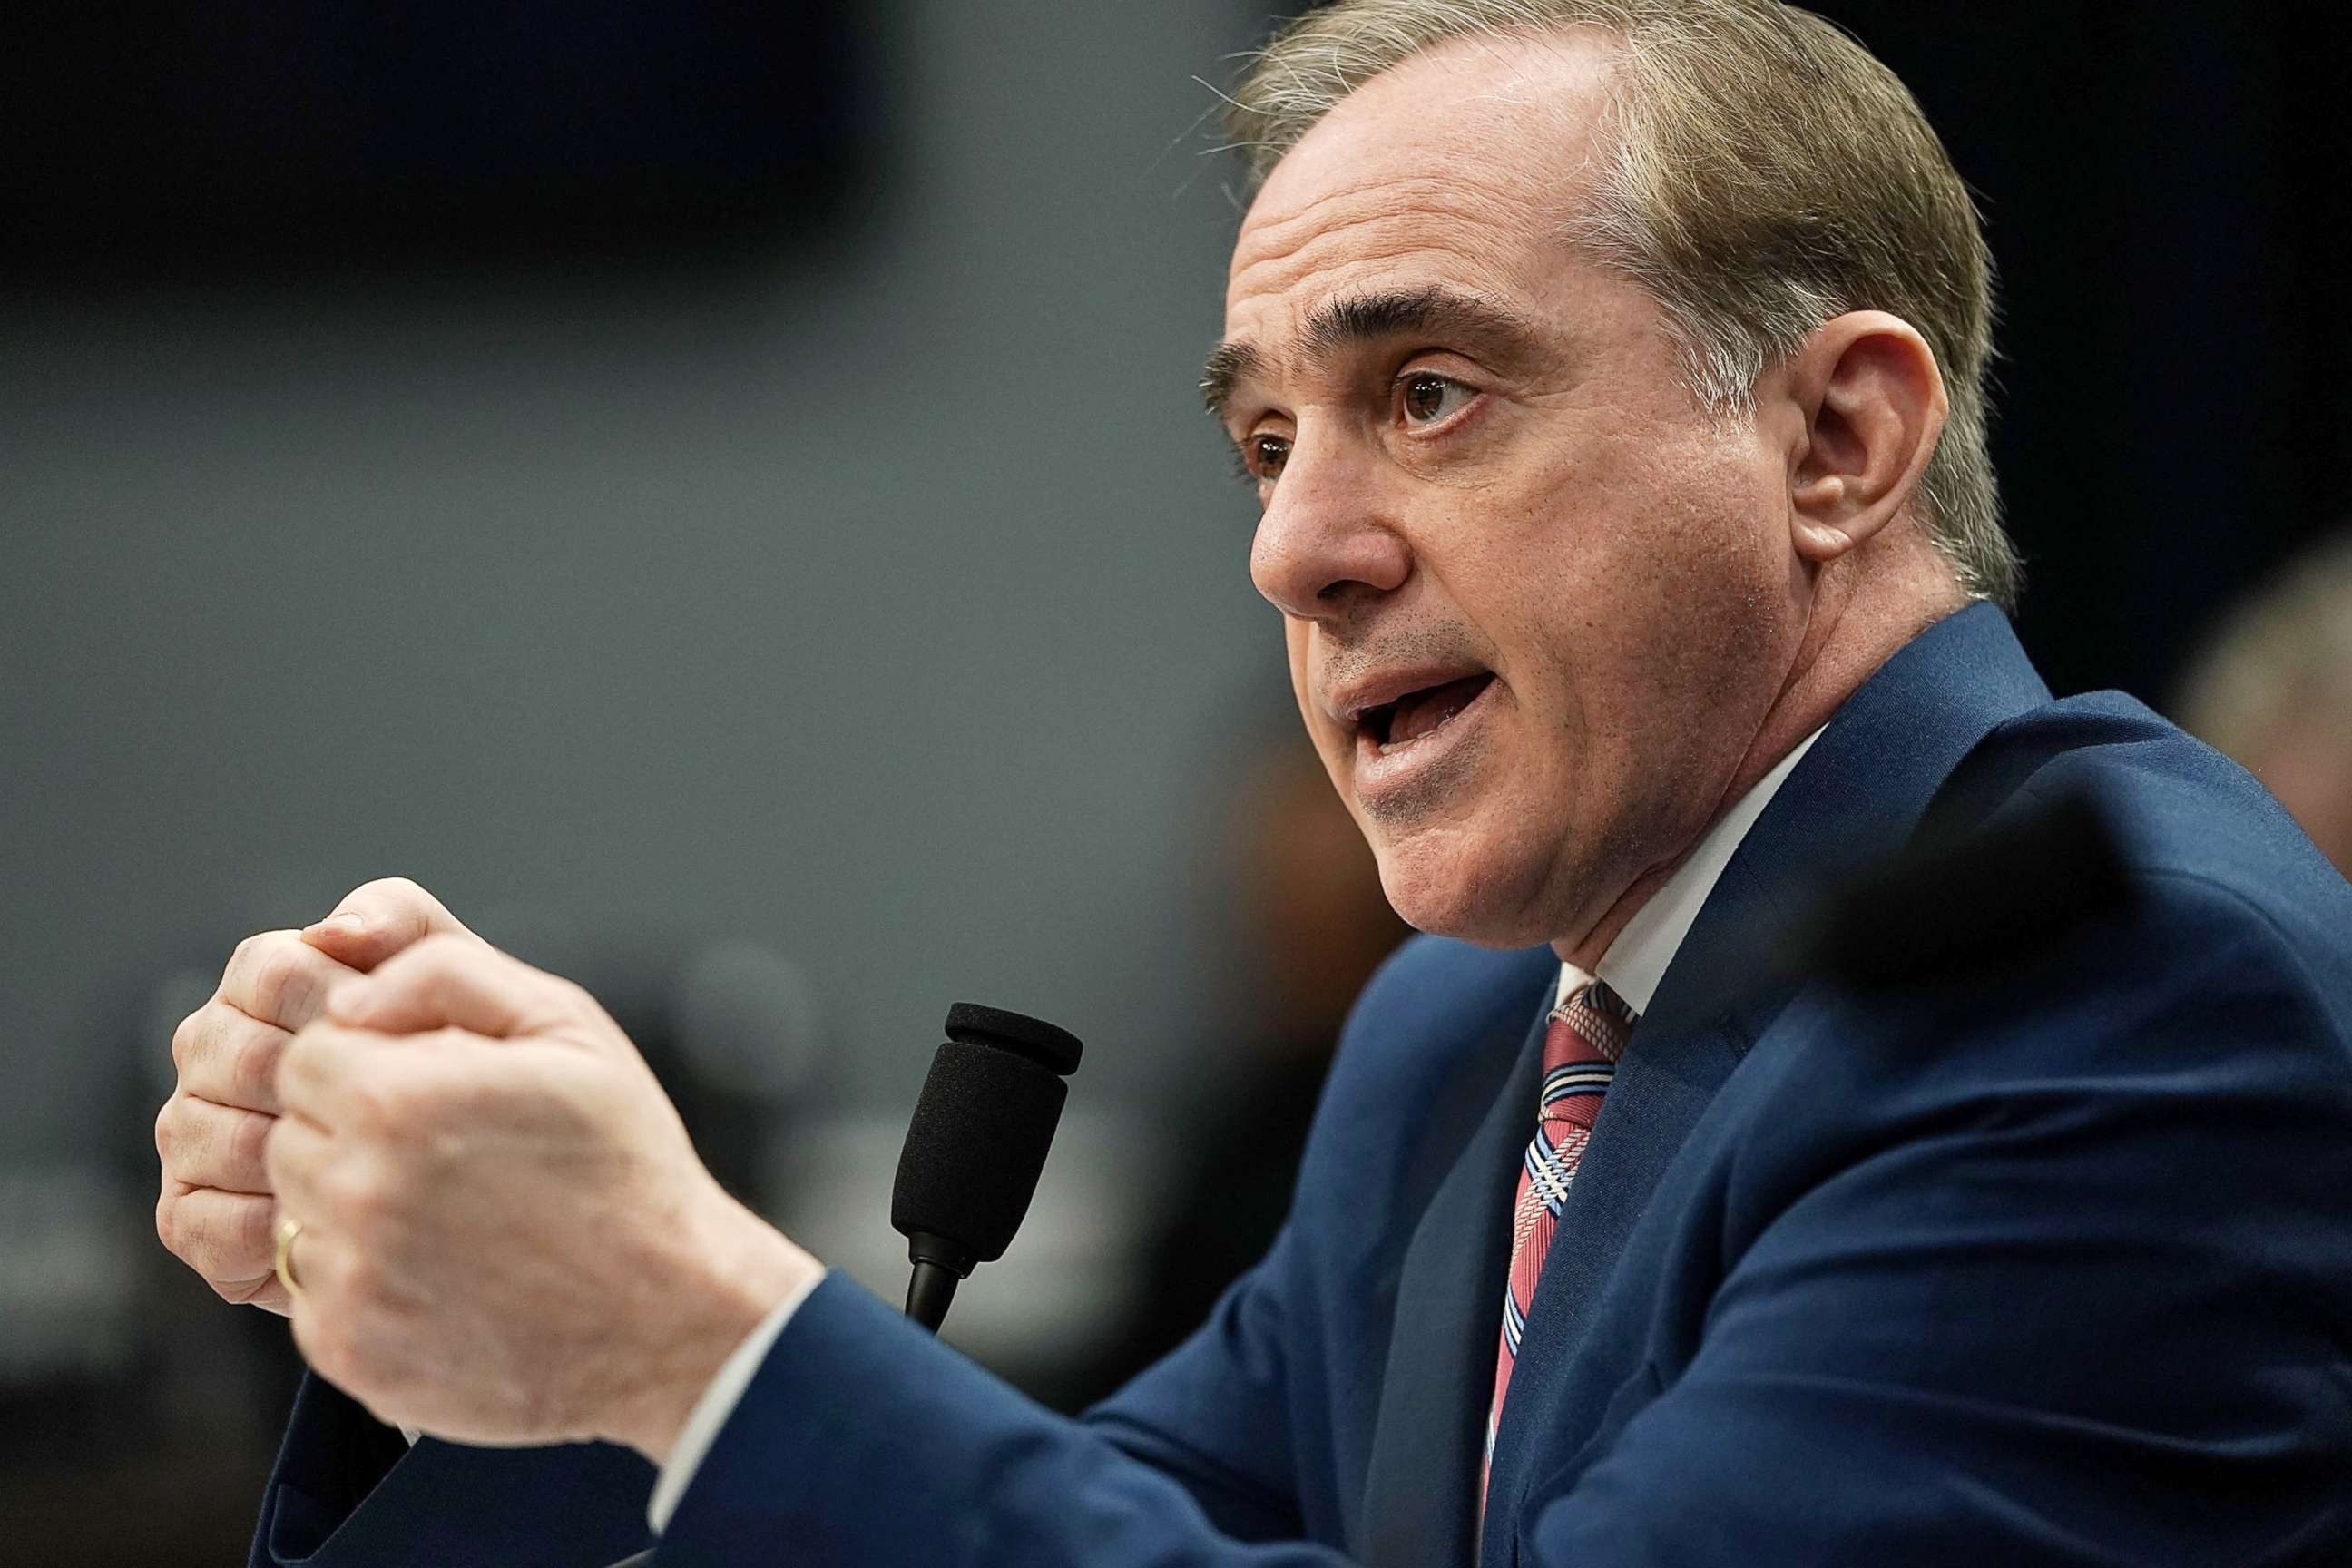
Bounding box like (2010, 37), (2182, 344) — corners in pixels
(408, 931), (461, 964)
(348, 1071), (416, 1133)
(230, 1200), (275, 1264)
(236, 1025), (289, 1106)
(174, 1197), (235, 1274)
(260, 1119), (291, 1191)
(322, 1147), (373, 1212)
(349, 876), (428, 926)
(549, 972), (598, 1015)
(338, 1161), (405, 1235)
(154, 1191), (180, 1254)
(403, 931), (482, 986)
(232, 1108), (276, 1179)
(338, 1249), (385, 1306)
(251, 937), (318, 1024)
(395, 1068), (466, 1131)
(152, 1098), (179, 1162)
(223, 930), (282, 1013)
(171, 1200), (222, 1272)
(170, 1007), (204, 1075)
(338, 1180), (383, 1235)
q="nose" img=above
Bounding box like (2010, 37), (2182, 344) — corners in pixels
(1248, 430), (1412, 622)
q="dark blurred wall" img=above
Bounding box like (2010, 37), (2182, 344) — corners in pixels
(1796, 0), (2352, 700)
(4, 4), (870, 279)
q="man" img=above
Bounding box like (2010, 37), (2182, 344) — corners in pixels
(152, 3), (2352, 1564)
(2176, 530), (2352, 877)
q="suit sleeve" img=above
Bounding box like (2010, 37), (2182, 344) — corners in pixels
(1514, 884), (2352, 1567)
(250, 1232), (1354, 1567)
(247, 1257), (1330, 1568)
(1080, 1227), (1307, 1541)
(250, 1371), (656, 1568)
(652, 1253), (1367, 1567)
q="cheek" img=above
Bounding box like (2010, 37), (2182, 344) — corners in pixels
(1446, 435), (1779, 794)
(1284, 622), (1347, 760)
(1284, 620), (1313, 705)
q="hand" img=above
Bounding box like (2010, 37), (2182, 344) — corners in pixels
(153, 878), (476, 1313)
(264, 933), (818, 1460)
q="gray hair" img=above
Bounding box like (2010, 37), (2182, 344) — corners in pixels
(1225, 0), (2020, 609)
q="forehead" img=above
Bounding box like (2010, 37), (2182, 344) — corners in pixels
(1223, 31), (1620, 335)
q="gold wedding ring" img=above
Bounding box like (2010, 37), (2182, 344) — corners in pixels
(273, 1213), (307, 1299)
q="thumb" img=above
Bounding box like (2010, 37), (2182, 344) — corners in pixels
(301, 877), (475, 974)
(325, 934), (579, 1041)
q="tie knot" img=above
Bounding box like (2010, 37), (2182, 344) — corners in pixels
(1544, 978), (1634, 1074)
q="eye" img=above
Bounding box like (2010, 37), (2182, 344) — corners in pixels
(1398, 372), (1475, 426)
(1243, 432), (1291, 484)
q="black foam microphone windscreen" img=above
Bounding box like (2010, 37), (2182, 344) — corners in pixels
(892, 1004), (1083, 1275)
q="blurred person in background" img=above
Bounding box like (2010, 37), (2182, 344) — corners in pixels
(1086, 725), (1409, 1396)
(2174, 531), (2352, 877)
(145, 3), (2352, 1565)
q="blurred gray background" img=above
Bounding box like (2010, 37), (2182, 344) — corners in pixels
(5, 0), (2350, 1562)
(5, 0), (1278, 1143)
(3, 3), (1357, 1558)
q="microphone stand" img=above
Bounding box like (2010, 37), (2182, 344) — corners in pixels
(607, 1001), (1082, 1565)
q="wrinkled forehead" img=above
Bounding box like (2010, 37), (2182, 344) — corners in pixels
(1223, 31), (1621, 330)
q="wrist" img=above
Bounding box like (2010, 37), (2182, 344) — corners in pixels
(602, 1182), (820, 1464)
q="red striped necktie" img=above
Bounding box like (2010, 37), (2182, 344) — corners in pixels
(1482, 977), (1636, 1508)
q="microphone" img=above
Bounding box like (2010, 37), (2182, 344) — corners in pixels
(891, 1003), (1083, 1332)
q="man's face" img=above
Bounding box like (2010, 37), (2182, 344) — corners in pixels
(1214, 34), (1808, 949)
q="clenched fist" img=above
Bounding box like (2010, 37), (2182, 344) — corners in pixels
(262, 933), (816, 1459)
(152, 878), (475, 1313)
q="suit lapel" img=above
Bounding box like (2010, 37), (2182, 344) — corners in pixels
(1480, 603), (2056, 1557)
(1360, 986), (1552, 1568)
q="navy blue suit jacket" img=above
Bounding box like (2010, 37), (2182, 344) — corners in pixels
(254, 605), (2352, 1566)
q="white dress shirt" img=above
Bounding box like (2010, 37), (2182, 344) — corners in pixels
(1564, 724), (1824, 1016)
(645, 725), (1825, 1533)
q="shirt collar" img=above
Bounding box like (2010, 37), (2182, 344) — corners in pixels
(1556, 726), (1826, 1015)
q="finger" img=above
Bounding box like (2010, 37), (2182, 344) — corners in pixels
(302, 877), (475, 974)
(327, 933), (581, 1040)
(219, 929), (366, 1034)
(154, 1091), (275, 1193)
(172, 1000), (290, 1114)
(281, 1222), (370, 1395)
(262, 1112), (338, 1224)
(275, 1019), (426, 1128)
(156, 1180), (280, 1300)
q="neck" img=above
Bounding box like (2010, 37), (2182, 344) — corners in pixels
(1558, 529), (1967, 972)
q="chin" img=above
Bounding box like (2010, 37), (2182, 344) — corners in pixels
(1372, 831), (1562, 950)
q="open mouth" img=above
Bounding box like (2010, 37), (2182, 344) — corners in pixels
(1359, 671), (1496, 754)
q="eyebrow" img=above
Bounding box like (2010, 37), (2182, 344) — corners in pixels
(1200, 285), (1546, 426)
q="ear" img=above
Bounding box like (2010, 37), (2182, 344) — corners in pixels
(1779, 311), (1946, 566)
